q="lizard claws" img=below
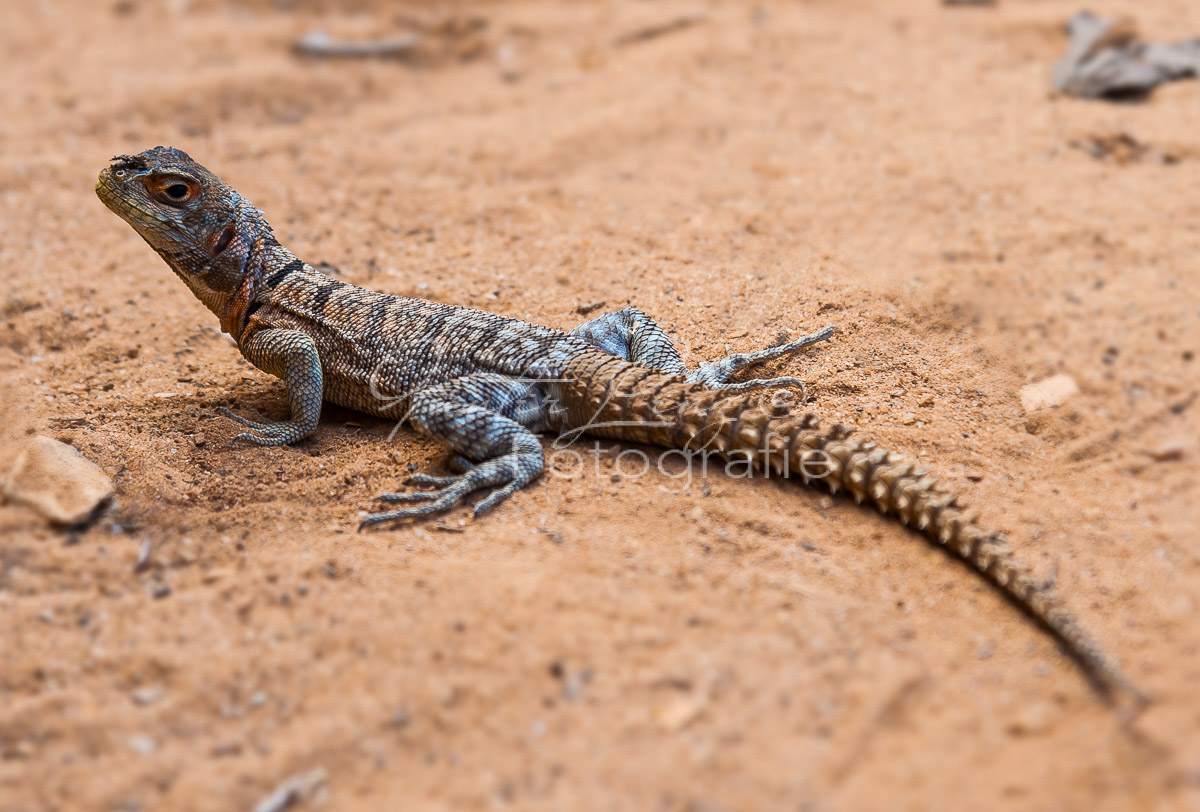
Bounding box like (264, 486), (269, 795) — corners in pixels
(360, 455), (539, 529)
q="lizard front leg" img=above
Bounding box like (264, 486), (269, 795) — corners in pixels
(571, 306), (835, 391)
(360, 374), (549, 529)
(219, 329), (324, 446)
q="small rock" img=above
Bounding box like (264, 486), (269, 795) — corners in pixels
(132, 685), (165, 706)
(150, 583), (172, 600)
(128, 734), (156, 755)
(2, 436), (114, 525)
(253, 769), (329, 812)
(1149, 441), (1186, 462)
(1019, 374), (1078, 413)
(563, 668), (592, 701)
(900, 413), (917, 425)
(134, 538), (153, 572)
(652, 695), (704, 731)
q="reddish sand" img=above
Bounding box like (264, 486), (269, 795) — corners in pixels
(2, 0), (1198, 809)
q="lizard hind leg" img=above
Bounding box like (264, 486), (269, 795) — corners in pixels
(360, 375), (548, 530)
(571, 306), (835, 394)
(570, 306), (689, 375)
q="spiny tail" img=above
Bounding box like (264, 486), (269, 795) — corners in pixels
(561, 350), (1146, 705)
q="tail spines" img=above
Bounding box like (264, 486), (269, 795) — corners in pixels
(559, 351), (1144, 704)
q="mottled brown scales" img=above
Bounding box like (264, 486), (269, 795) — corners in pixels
(96, 145), (1145, 707)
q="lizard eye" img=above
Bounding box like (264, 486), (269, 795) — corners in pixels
(146, 175), (200, 207)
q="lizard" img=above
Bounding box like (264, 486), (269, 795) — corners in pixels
(95, 146), (1145, 707)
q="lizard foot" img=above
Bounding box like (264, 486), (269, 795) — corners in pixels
(360, 457), (538, 530)
(218, 407), (310, 447)
(688, 325), (836, 392)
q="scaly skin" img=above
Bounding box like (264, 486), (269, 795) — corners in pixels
(96, 146), (1144, 706)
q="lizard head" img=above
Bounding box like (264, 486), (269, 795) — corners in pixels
(96, 146), (271, 314)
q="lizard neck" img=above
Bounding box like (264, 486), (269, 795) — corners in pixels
(217, 236), (298, 343)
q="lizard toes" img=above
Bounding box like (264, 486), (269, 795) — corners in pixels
(218, 406), (268, 430)
(359, 500), (456, 529)
(472, 483), (521, 518)
(405, 473), (461, 488)
(373, 490), (439, 504)
(230, 432), (282, 447)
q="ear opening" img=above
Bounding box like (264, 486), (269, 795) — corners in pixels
(212, 224), (235, 256)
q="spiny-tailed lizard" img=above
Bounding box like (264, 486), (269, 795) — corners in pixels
(96, 146), (1145, 706)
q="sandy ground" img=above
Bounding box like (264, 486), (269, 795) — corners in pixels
(2, 0), (1199, 809)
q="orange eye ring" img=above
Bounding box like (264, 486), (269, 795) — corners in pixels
(146, 175), (199, 207)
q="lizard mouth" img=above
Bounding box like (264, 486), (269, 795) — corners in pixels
(95, 167), (162, 231)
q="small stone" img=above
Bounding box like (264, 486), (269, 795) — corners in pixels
(1019, 374), (1078, 413)
(253, 769), (328, 812)
(900, 413), (917, 425)
(132, 685), (165, 706)
(128, 734), (156, 755)
(38, 609), (55, 624)
(652, 695), (704, 731)
(1149, 441), (1186, 462)
(2, 436), (114, 525)
(192, 433), (207, 447)
(135, 537), (153, 572)
(150, 583), (172, 600)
